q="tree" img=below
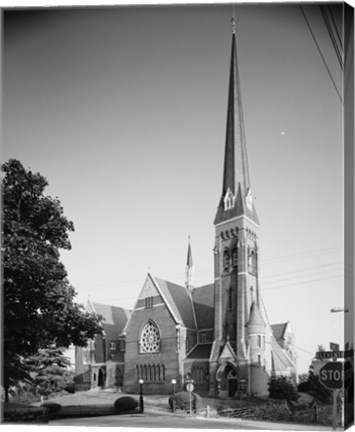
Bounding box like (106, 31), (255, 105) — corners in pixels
(268, 376), (300, 403)
(24, 347), (75, 399)
(2, 159), (102, 400)
(300, 360), (332, 404)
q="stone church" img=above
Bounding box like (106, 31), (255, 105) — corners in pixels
(75, 27), (297, 398)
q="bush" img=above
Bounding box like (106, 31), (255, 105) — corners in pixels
(64, 382), (75, 394)
(114, 396), (138, 413)
(168, 391), (203, 412)
(298, 381), (310, 393)
(42, 402), (62, 414)
(3, 403), (48, 423)
(268, 376), (300, 403)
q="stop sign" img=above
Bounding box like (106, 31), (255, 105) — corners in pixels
(319, 361), (343, 389)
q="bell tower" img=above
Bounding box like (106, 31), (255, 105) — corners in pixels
(210, 19), (261, 395)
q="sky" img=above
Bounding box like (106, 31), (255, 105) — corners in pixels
(2, 2), (348, 374)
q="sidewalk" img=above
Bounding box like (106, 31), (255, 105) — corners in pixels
(143, 404), (334, 431)
(191, 415), (336, 431)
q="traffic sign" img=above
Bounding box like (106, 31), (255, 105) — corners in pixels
(186, 382), (194, 392)
(319, 362), (343, 389)
(330, 342), (340, 351)
(316, 349), (354, 360)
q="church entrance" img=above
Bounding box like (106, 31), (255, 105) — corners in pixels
(98, 368), (105, 387)
(227, 369), (238, 397)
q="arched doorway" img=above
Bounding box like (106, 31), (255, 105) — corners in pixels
(98, 368), (105, 387)
(115, 366), (123, 387)
(216, 363), (238, 398)
(227, 369), (238, 397)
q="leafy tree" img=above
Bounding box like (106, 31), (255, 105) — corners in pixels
(2, 159), (102, 401)
(298, 373), (309, 384)
(268, 376), (300, 403)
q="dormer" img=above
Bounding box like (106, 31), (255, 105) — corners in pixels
(245, 188), (253, 211)
(223, 188), (236, 211)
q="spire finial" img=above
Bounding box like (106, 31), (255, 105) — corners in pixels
(185, 236), (194, 293)
(231, 5), (236, 34)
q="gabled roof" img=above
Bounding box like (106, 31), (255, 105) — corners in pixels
(88, 301), (130, 339)
(270, 335), (295, 371)
(191, 283), (214, 329)
(186, 343), (212, 360)
(154, 277), (196, 329)
(271, 322), (288, 341)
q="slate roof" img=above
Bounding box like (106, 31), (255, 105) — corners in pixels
(154, 277), (196, 329)
(271, 323), (288, 341)
(191, 284), (214, 329)
(213, 34), (259, 227)
(270, 335), (294, 371)
(186, 343), (212, 359)
(89, 301), (131, 339)
(214, 184), (260, 226)
(246, 301), (266, 327)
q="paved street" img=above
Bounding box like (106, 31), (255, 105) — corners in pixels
(49, 411), (333, 430)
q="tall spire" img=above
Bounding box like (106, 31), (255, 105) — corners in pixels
(214, 24), (259, 226)
(185, 236), (194, 293)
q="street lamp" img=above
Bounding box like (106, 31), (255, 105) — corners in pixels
(171, 379), (176, 413)
(330, 307), (349, 313)
(138, 379), (144, 413)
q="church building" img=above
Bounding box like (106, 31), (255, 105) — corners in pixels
(75, 23), (297, 398)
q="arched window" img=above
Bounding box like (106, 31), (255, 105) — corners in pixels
(248, 250), (257, 275)
(157, 364), (161, 381)
(223, 250), (230, 270)
(224, 188), (235, 210)
(232, 247), (238, 267)
(140, 320), (161, 353)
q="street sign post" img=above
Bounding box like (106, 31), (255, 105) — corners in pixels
(330, 342), (340, 352)
(319, 362), (343, 430)
(186, 383), (194, 392)
(316, 349), (354, 360)
(186, 380), (194, 415)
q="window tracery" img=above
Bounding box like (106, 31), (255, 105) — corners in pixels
(139, 320), (161, 353)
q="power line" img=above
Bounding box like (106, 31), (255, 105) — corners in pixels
(327, 5), (343, 51)
(320, 5), (344, 70)
(299, 5), (343, 103)
(261, 261), (343, 280)
(263, 273), (343, 292)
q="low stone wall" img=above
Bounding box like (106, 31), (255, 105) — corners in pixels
(218, 399), (337, 426)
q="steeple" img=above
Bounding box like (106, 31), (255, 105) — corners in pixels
(185, 237), (194, 293)
(214, 25), (259, 226)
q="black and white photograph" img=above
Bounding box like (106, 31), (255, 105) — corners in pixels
(1, 1), (354, 429)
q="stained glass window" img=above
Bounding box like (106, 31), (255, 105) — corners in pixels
(139, 320), (161, 353)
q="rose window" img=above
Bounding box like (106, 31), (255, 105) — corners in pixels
(140, 321), (160, 353)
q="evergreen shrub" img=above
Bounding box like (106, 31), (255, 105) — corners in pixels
(114, 396), (138, 412)
(168, 391), (203, 412)
(42, 402), (62, 414)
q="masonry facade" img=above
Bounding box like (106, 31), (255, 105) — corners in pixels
(75, 29), (297, 397)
